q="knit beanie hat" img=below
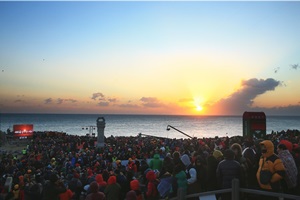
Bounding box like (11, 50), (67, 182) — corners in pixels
(213, 150), (223, 159)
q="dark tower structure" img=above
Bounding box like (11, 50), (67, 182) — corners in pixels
(243, 111), (266, 138)
(96, 117), (105, 147)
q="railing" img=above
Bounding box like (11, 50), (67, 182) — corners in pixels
(163, 179), (300, 200)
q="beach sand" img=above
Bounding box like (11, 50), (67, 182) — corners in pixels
(0, 139), (28, 158)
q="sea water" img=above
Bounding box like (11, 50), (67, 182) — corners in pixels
(0, 114), (299, 139)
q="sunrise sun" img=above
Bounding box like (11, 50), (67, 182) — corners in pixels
(196, 105), (203, 111)
(193, 97), (204, 112)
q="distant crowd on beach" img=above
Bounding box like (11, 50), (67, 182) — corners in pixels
(0, 129), (300, 200)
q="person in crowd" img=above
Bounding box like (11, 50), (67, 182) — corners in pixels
(292, 143), (300, 195)
(101, 170), (110, 183)
(42, 173), (67, 200)
(181, 154), (200, 199)
(59, 184), (73, 200)
(1, 131), (300, 200)
(172, 151), (185, 172)
(24, 176), (43, 200)
(216, 149), (241, 200)
(149, 152), (163, 172)
(173, 163), (187, 200)
(68, 173), (82, 200)
(127, 158), (138, 176)
(159, 155), (173, 179)
(231, 143), (249, 187)
(139, 159), (150, 184)
(17, 176), (24, 200)
(256, 140), (286, 200)
(277, 143), (298, 195)
(104, 176), (121, 200)
(194, 155), (208, 192)
(157, 170), (173, 199)
(145, 170), (159, 200)
(130, 179), (143, 200)
(95, 174), (106, 192)
(242, 140), (259, 189)
(115, 169), (128, 200)
(84, 181), (105, 200)
(125, 190), (137, 200)
(12, 184), (20, 200)
(206, 150), (223, 192)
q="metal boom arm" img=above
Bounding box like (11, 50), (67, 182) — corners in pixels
(166, 125), (193, 139)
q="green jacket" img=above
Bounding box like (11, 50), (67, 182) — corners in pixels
(175, 170), (188, 189)
(149, 154), (163, 171)
(104, 183), (121, 200)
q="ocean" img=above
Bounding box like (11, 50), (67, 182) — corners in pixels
(0, 114), (299, 139)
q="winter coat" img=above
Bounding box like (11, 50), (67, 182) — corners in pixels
(181, 154), (200, 194)
(175, 170), (187, 189)
(216, 157), (241, 188)
(194, 163), (208, 191)
(68, 177), (82, 197)
(231, 143), (249, 187)
(130, 180), (142, 200)
(85, 181), (105, 200)
(146, 170), (159, 199)
(160, 156), (174, 176)
(59, 189), (73, 200)
(278, 149), (298, 188)
(95, 174), (107, 192)
(256, 140), (285, 191)
(149, 154), (163, 172)
(104, 176), (121, 200)
(126, 190), (137, 200)
(206, 155), (220, 191)
(24, 181), (43, 200)
(42, 180), (67, 200)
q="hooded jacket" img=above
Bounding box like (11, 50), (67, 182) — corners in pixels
(130, 179), (140, 191)
(181, 154), (201, 194)
(231, 143), (249, 187)
(85, 181), (105, 200)
(130, 180), (143, 200)
(149, 154), (163, 171)
(126, 190), (137, 200)
(104, 176), (121, 200)
(181, 154), (197, 185)
(95, 174), (107, 188)
(146, 171), (158, 198)
(278, 149), (298, 188)
(181, 154), (191, 167)
(256, 140), (285, 190)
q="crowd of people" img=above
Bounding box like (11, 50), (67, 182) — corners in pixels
(0, 129), (300, 200)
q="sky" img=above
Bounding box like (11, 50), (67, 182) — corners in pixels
(0, 1), (300, 116)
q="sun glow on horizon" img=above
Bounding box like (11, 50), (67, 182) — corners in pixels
(193, 97), (205, 113)
(196, 105), (203, 111)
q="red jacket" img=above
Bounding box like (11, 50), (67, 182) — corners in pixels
(146, 171), (158, 197)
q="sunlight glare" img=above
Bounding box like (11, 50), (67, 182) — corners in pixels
(193, 97), (205, 112)
(196, 105), (203, 111)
